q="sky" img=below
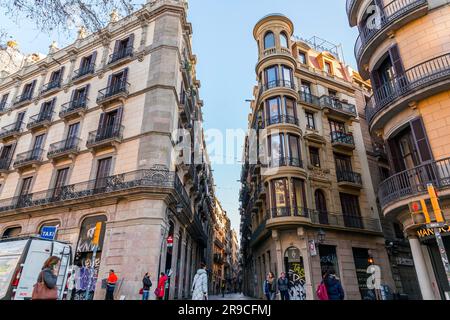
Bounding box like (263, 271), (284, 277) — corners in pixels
(1, 0), (359, 234)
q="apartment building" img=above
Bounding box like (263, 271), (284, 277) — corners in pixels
(239, 14), (395, 300)
(347, 0), (450, 300)
(0, 0), (215, 300)
(211, 200), (230, 295)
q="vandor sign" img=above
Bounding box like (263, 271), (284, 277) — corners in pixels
(417, 225), (450, 239)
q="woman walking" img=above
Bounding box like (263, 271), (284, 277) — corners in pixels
(263, 272), (276, 300)
(323, 269), (345, 300)
(155, 272), (168, 300)
(32, 256), (60, 300)
(191, 262), (208, 300)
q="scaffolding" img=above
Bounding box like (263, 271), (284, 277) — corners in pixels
(293, 35), (345, 64)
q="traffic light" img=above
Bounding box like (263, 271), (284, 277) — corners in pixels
(427, 184), (445, 223)
(409, 200), (431, 224)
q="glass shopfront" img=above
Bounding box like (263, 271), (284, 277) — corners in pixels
(425, 235), (450, 299)
(319, 245), (340, 277)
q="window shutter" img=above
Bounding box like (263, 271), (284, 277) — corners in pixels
(84, 84), (90, 102)
(113, 40), (120, 53)
(91, 51), (97, 68)
(122, 68), (129, 83)
(97, 113), (106, 133)
(128, 34), (135, 49)
(389, 45), (406, 82)
(107, 74), (112, 88)
(410, 117), (433, 163)
(30, 80), (37, 98)
(387, 138), (405, 173)
(59, 66), (65, 83)
(50, 97), (56, 113)
(113, 106), (124, 134)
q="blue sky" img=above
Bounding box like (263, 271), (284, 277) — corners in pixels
(1, 0), (358, 233)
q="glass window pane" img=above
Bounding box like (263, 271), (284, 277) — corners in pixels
(264, 32), (275, 49)
(280, 33), (289, 48)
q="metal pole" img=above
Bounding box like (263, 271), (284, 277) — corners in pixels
(433, 227), (450, 299)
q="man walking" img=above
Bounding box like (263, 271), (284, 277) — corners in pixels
(277, 272), (290, 301)
(105, 270), (118, 300)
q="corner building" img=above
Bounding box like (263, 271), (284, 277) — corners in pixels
(0, 0), (215, 300)
(240, 14), (395, 300)
(347, 0), (450, 299)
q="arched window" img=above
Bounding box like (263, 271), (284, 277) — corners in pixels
(2, 226), (22, 239)
(280, 32), (289, 48)
(264, 32), (275, 49)
(315, 189), (328, 225)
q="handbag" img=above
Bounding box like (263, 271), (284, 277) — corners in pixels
(139, 288), (144, 295)
(316, 282), (329, 301)
(32, 272), (58, 300)
(154, 287), (161, 297)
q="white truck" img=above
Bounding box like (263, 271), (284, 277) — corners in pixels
(0, 236), (72, 300)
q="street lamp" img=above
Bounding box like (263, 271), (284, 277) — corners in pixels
(317, 229), (326, 244)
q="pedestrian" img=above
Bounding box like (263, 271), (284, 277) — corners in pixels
(105, 269), (118, 300)
(32, 256), (60, 300)
(191, 262), (208, 300)
(155, 272), (168, 300)
(142, 273), (152, 301)
(263, 272), (276, 300)
(323, 269), (344, 300)
(221, 281), (226, 298)
(277, 272), (290, 301)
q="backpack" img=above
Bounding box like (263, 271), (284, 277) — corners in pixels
(316, 281), (329, 300)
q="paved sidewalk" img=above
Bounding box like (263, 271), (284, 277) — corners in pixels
(209, 293), (258, 300)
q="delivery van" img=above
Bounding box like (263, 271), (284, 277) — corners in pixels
(0, 236), (72, 300)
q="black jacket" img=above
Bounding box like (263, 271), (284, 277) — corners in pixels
(143, 276), (152, 290)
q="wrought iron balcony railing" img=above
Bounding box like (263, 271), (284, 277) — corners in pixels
(27, 112), (54, 129)
(365, 53), (450, 125)
(97, 81), (130, 103)
(41, 79), (61, 93)
(48, 137), (81, 157)
(0, 169), (191, 215)
(259, 79), (296, 96)
(355, 0), (427, 61)
(73, 63), (95, 80)
(268, 156), (303, 169)
(87, 125), (124, 146)
(264, 115), (299, 127)
(378, 157), (450, 209)
(108, 46), (133, 64)
(320, 96), (357, 115)
(337, 170), (363, 185)
(309, 210), (382, 232)
(13, 93), (33, 106)
(13, 148), (45, 167)
(60, 98), (88, 118)
(299, 91), (321, 107)
(0, 121), (24, 139)
(331, 131), (355, 146)
(270, 206), (312, 218)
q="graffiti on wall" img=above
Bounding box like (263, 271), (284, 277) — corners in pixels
(284, 247), (307, 300)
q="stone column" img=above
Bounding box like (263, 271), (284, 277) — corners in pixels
(100, 38), (111, 69)
(409, 236), (435, 300)
(185, 238), (192, 297)
(169, 222), (181, 300)
(272, 230), (283, 277)
(177, 229), (187, 299)
(139, 21), (149, 51)
(67, 55), (78, 85)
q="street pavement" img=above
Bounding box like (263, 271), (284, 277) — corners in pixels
(209, 293), (258, 300)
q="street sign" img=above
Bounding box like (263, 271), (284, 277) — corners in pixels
(40, 226), (58, 240)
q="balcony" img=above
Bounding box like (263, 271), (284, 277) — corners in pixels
(41, 80), (61, 97)
(59, 98), (88, 120)
(354, 0), (428, 76)
(13, 93), (33, 108)
(27, 112), (54, 131)
(0, 157), (13, 174)
(331, 131), (355, 151)
(0, 168), (192, 215)
(310, 210), (382, 233)
(0, 122), (24, 142)
(13, 148), (45, 170)
(298, 91), (321, 109)
(214, 253), (224, 265)
(320, 96), (357, 118)
(96, 81), (130, 106)
(108, 46), (133, 67)
(378, 157), (450, 211)
(86, 125), (124, 150)
(372, 142), (388, 160)
(0, 101), (10, 115)
(267, 157), (303, 169)
(47, 137), (81, 161)
(337, 170), (363, 189)
(258, 80), (296, 101)
(270, 206), (312, 219)
(263, 115), (299, 128)
(365, 53), (450, 130)
(258, 47), (294, 66)
(72, 64), (95, 83)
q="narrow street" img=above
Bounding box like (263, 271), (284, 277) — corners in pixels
(209, 293), (256, 300)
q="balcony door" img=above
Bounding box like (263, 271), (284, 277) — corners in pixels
(97, 107), (123, 140)
(264, 66), (278, 89)
(17, 177), (33, 207)
(335, 153), (353, 173)
(65, 122), (80, 148)
(0, 144), (15, 169)
(108, 69), (128, 94)
(340, 193), (363, 229)
(32, 134), (45, 159)
(271, 178), (290, 217)
(268, 133), (285, 166)
(15, 112), (25, 130)
(265, 97), (281, 125)
(53, 168), (69, 199)
(94, 157), (112, 190)
(315, 189), (328, 224)
(290, 178), (306, 216)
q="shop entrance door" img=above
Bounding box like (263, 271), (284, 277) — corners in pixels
(284, 247), (306, 300)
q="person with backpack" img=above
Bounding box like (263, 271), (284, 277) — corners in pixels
(263, 272), (276, 300)
(277, 272), (290, 301)
(323, 269), (345, 300)
(191, 262), (208, 300)
(32, 256), (60, 300)
(142, 273), (152, 300)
